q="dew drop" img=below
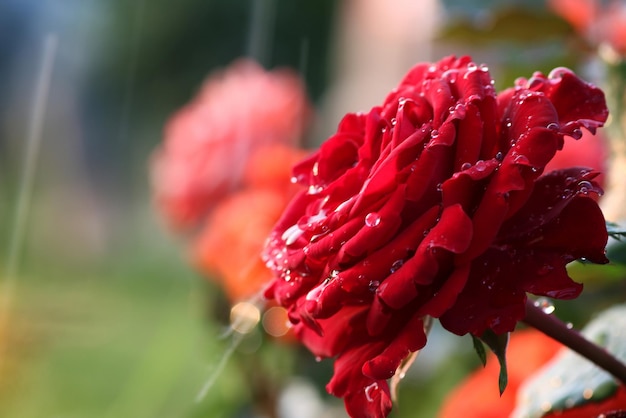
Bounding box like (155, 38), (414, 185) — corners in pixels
(308, 184), (324, 195)
(578, 180), (593, 194)
(475, 160), (486, 172)
(547, 122), (559, 131)
(364, 382), (379, 402)
(534, 297), (555, 314)
(365, 212), (382, 227)
(431, 129), (439, 139)
(312, 161), (320, 177)
(495, 151), (504, 161)
(566, 322), (574, 329)
(436, 182), (443, 192)
(513, 154), (530, 165)
(583, 388), (594, 400)
(281, 224), (305, 246)
(570, 128), (583, 140)
(315, 356), (322, 363)
(390, 259), (404, 273)
(451, 103), (467, 119)
(368, 280), (380, 292)
(461, 162), (472, 171)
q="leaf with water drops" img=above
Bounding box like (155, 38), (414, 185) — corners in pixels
(512, 304), (626, 418)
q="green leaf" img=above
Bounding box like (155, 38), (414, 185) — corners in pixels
(513, 305), (626, 418)
(480, 330), (510, 395)
(471, 335), (487, 367)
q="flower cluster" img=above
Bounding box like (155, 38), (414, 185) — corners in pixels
(262, 55), (609, 417)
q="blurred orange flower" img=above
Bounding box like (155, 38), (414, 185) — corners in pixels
(192, 144), (309, 302)
(150, 59), (311, 229)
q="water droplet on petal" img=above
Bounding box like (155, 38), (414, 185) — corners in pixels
(431, 129), (439, 139)
(578, 180), (593, 194)
(368, 280), (380, 292)
(461, 162), (472, 171)
(547, 122), (559, 131)
(390, 259), (404, 273)
(513, 154), (530, 165)
(364, 382), (379, 402)
(475, 160), (487, 172)
(436, 183), (443, 192)
(365, 212), (381, 227)
(308, 184), (324, 195)
(495, 151), (504, 161)
(451, 103), (467, 119)
(282, 224), (305, 246)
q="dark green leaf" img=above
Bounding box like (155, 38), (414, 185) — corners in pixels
(480, 330), (510, 395)
(471, 335), (487, 367)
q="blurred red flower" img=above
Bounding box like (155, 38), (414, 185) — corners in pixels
(549, 0), (626, 56)
(193, 144), (308, 302)
(150, 59), (311, 229)
(262, 55), (609, 417)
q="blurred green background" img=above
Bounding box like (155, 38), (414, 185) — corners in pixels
(1, 1), (624, 417)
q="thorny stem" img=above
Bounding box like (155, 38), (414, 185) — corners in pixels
(523, 299), (626, 386)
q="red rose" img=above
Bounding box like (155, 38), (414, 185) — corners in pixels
(262, 56), (609, 418)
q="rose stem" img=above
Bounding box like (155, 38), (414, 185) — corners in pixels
(523, 298), (626, 386)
